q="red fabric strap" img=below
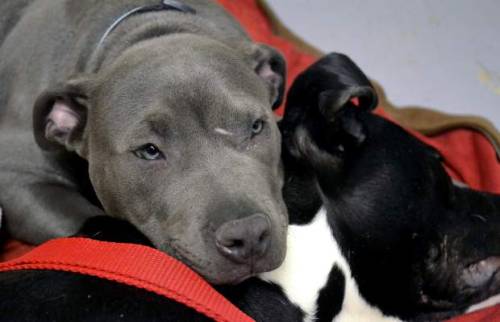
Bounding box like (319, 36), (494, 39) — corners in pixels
(0, 238), (254, 322)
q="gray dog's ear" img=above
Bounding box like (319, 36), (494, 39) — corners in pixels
(33, 77), (93, 157)
(252, 44), (287, 109)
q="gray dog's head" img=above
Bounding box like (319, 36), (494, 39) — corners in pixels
(33, 34), (288, 284)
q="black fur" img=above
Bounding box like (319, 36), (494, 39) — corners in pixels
(216, 279), (304, 322)
(280, 53), (500, 321)
(316, 265), (346, 322)
(0, 270), (212, 322)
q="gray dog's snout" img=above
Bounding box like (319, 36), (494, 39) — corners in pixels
(215, 213), (271, 265)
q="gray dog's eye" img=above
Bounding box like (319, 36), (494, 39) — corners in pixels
(133, 144), (165, 161)
(251, 119), (265, 137)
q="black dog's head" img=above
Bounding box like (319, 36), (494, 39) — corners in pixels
(281, 53), (500, 320)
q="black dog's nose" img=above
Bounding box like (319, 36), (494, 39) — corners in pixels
(215, 214), (271, 265)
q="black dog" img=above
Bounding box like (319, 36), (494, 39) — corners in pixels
(260, 53), (500, 322)
(0, 54), (499, 322)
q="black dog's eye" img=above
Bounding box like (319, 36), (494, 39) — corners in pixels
(251, 119), (265, 137)
(133, 144), (164, 161)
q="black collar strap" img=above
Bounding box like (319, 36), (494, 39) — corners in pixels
(97, 0), (196, 49)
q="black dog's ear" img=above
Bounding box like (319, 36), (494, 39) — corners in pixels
(283, 52), (378, 130)
(318, 85), (377, 121)
(311, 53), (378, 119)
(252, 44), (287, 109)
(33, 77), (94, 157)
(281, 53), (377, 164)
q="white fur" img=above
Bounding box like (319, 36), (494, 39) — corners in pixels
(214, 128), (234, 136)
(260, 208), (401, 322)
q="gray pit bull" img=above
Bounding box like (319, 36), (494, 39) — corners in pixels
(0, 0), (288, 284)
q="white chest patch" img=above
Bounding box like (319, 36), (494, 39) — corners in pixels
(260, 208), (401, 322)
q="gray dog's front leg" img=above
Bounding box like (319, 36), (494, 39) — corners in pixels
(1, 181), (103, 244)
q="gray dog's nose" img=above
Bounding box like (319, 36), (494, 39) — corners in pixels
(215, 213), (271, 265)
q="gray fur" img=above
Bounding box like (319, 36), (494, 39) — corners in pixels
(0, 0), (287, 284)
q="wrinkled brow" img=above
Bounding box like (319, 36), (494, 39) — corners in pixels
(143, 114), (172, 138)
